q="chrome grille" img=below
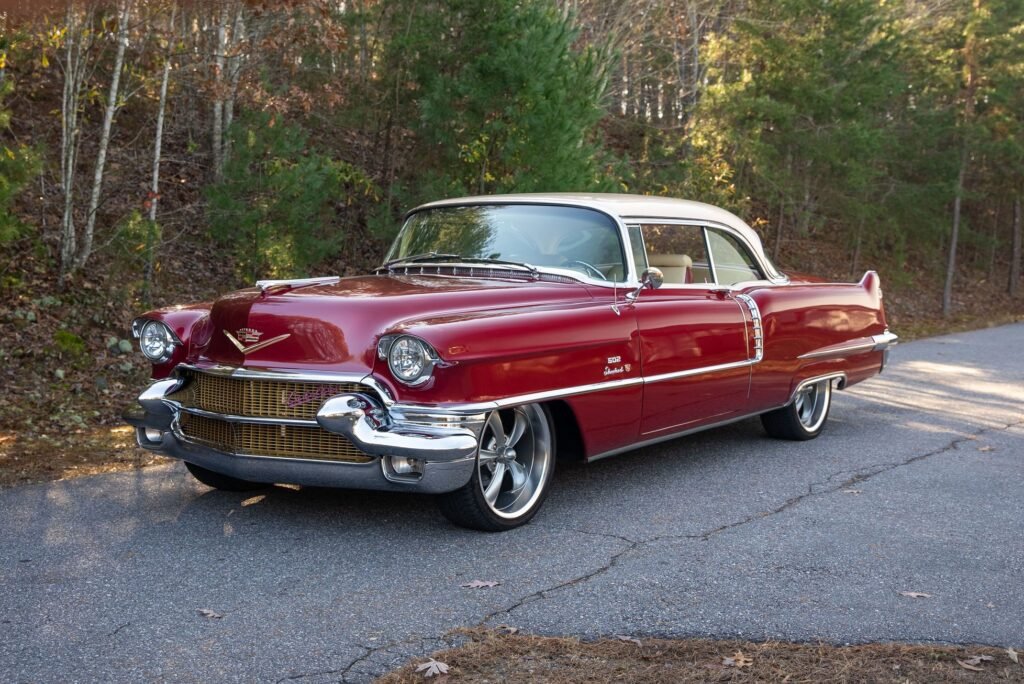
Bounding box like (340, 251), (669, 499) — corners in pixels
(178, 413), (372, 463)
(168, 368), (368, 420)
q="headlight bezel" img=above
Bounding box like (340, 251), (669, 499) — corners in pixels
(133, 318), (180, 364)
(380, 334), (438, 387)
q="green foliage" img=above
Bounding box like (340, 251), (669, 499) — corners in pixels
(206, 112), (376, 281)
(53, 329), (86, 357)
(0, 77), (42, 245)
(387, 0), (617, 199)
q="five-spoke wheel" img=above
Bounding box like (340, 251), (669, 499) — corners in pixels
(438, 403), (555, 531)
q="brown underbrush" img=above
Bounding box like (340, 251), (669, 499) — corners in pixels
(379, 628), (1024, 683)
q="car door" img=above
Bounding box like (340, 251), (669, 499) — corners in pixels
(631, 222), (755, 437)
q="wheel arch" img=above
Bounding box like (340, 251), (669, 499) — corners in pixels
(544, 399), (585, 462)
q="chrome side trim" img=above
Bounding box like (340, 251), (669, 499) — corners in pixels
(797, 329), (898, 360)
(872, 330), (899, 350)
(734, 293), (764, 362)
(642, 359), (754, 385)
(798, 338), (875, 360)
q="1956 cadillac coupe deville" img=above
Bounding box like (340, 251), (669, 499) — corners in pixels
(124, 194), (896, 530)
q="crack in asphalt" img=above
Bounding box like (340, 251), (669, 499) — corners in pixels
(275, 419), (1024, 681)
(480, 418), (1024, 628)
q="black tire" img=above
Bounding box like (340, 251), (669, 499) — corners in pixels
(437, 404), (556, 532)
(761, 379), (833, 441)
(184, 461), (266, 491)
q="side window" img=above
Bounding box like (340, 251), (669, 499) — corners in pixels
(639, 224), (712, 285)
(706, 229), (764, 285)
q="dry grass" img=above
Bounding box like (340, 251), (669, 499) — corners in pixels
(379, 629), (1024, 683)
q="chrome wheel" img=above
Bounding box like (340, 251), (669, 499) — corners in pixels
(794, 380), (830, 433)
(476, 405), (554, 519)
(760, 377), (833, 441)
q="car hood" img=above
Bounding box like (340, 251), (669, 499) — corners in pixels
(196, 274), (591, 373)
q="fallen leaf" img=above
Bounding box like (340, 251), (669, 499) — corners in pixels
(899, 591), (932, 599)
(723, 650), (753, 668)
(957, 659), (984, 672)
(1007, 647), (1019, 664)
(461, 580), (500, 589)
(241, 495), (266, 506)
(842, 489), (862, 495)
(614, 635), (642, 646)
(498, 625), (518, 634)
(415, 658), (449, 678)
(977, 445), (995, 452)
(196, 608), (223, 619)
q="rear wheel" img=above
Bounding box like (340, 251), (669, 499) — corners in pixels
(437, 403), (555, 531)
(184, 461), (266, 492)
(760, 378), (832, 440)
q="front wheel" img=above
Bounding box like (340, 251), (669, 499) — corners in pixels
(437, 403), (555, 531)
(760, 378), (833, 440)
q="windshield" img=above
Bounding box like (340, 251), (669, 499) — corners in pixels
(386, 204), (627, 282)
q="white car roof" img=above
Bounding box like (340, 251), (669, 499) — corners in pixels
(411, 193), (779, 278)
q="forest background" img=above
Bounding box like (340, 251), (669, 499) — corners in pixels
(0, 0), (1022, 482)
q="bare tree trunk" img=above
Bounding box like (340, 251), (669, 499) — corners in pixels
(76, 0), (131, 270)
(59, 4), (92, 278)
(222, 5), (245, 166)
(943, 0), (980, 317)
(773, 195), (784, 263)
(1010, 193), (1022, 297)
(212, 4), (228, 181)
(144, 3), (176, 305)
(943, 147), (967, 317)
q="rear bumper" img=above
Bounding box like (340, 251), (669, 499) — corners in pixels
(122, 380), (487, 494)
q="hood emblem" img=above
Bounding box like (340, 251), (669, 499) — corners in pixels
(223, 328), (290, 355)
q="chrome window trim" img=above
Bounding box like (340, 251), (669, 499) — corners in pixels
(623, 217), (788, 286)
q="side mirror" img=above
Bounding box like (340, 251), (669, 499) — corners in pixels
(626, 267), (664, 302)
(641, 267), (664, 290)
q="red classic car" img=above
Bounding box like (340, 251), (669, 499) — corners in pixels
(124, 194), (896, 530)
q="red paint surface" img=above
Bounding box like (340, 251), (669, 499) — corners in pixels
(139, 269), (889, 459)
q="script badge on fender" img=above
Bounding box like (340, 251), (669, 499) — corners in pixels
(223, 328), (290, 355)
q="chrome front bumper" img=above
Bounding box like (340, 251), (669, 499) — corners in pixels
(122, 377), (488, 494)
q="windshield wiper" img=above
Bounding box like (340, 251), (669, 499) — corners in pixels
(454, 256), (538, 276)
(382, 251), (462, 269)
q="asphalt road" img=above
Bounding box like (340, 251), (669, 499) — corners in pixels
(2, 324), (1023, 683)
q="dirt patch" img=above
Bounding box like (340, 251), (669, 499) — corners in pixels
(379, 629), (1024, 683)
(0, 424), (169, 488)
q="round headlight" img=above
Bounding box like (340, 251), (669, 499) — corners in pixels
(139, 320), (177, 363)
(387, 336), (435, 385)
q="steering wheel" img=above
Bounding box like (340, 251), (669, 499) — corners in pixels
(565, 260), (607, 281)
